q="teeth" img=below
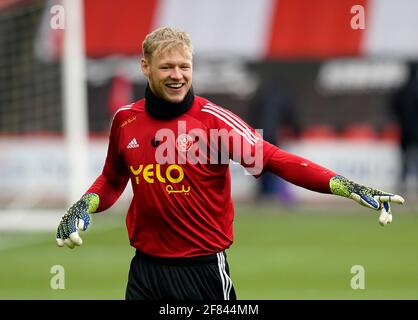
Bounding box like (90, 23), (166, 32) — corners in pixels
(167, 83), (182, 88)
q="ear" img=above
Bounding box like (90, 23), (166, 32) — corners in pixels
(140, 58), (150, 78)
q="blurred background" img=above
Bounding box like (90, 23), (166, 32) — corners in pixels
(0, 0), (417, 299)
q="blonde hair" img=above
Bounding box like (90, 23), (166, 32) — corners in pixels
(142, 26), (193, 61)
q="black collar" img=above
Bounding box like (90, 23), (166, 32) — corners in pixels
(145, 84), (195, 119)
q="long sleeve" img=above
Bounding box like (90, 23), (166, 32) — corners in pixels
(86, 113), (130, 212)
(87, 172), (128, 212)
(200, 102), (334, 190)
(201, 103), (277, 175)
(264, 145), (336, 194)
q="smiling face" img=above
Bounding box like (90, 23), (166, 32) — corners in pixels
(141, 47), (193, 104)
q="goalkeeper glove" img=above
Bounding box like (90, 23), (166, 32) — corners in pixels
(56, 193), (99, 249)
(329, 175), (404, 226)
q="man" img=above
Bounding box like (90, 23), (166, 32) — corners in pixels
(56, 27), (404, 300)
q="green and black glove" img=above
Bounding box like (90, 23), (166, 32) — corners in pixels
(329, 175), (405, 226)
(56, 193), (100, 249)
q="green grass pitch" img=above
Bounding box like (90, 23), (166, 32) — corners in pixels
(1, 204), (417, 299)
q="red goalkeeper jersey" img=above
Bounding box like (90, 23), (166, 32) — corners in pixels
(87, 95), (334, 257)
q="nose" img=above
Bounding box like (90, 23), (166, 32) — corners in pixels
(169, 67), (182, 80)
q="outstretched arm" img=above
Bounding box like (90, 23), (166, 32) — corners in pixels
(264, 146), (404, 225)
(199, 105), (405, 225)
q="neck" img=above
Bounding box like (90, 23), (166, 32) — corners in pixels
(145, 84), (195, 119)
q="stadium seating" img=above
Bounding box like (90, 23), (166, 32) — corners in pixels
(341, 123), (378, 141)
(300, 124), (338, 140)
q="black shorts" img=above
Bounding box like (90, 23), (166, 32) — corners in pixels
(125, 249), (237, 300)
